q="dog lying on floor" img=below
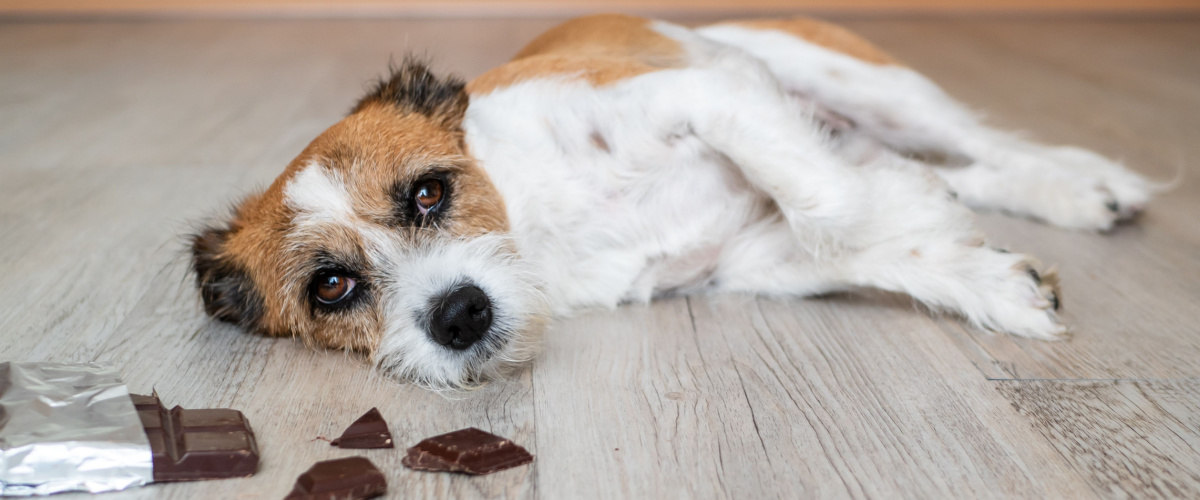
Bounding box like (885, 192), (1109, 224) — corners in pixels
(190, 15), (1151, 388)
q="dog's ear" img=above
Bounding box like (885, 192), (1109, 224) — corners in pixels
(190, 220), (263, 330)
(353, 56), (469, 131)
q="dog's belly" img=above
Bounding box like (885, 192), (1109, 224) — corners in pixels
(465, 79), (775, 314)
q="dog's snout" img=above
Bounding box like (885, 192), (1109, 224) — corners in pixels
(429, 285), (493, 350)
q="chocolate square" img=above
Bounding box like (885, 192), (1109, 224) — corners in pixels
(284, 456), (386, 500)
(402, 427), (533, 475)
(330, 408), (394, 449)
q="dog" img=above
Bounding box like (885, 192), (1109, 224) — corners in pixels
(190, 14), (1151, 389)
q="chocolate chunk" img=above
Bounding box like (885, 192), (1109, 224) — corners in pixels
(402, 428), (533, 475)
(331, 408), (393, 449)
(284, 456), (386, 500)
(130, 392), (259, 482)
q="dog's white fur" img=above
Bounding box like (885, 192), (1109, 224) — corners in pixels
(275, 18), (1150, 387)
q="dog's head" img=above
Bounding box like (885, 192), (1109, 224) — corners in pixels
(190, 60), (547, 389)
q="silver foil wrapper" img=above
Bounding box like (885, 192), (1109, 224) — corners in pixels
(0, 362), (153, 496)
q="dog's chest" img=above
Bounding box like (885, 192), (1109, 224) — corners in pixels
(465, 80), (768, 312)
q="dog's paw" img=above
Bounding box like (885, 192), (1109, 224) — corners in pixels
(1036, 177), (1124, 232)
(1042, 146), (1150, 221)
(984, 153), (1145, 231)
(963, 141), (1151, 231)
(971, 251), (1068, 340)
(1041, 177), (1132, 231)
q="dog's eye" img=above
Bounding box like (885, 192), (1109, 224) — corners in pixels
(314, 273), (356, 304)
(414, 179), (444, 215)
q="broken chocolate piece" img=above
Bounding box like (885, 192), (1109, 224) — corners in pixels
(130, 392), (259, 482)
(402, 427), (533, 475)
(331, 408), (393, 449)
(284, 456), (386, 500)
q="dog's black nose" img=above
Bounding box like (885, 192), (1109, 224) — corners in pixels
(429, 285), (493, 350)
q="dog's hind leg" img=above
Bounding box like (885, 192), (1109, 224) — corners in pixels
(696, 20), (1151, 231)
(706, 159), (1067, 340)
(632, 56), (1064, 338)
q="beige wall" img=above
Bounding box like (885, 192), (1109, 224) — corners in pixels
(2, 0), (1197, 17)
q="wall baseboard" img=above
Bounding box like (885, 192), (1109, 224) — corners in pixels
(3, 0), (1199, 20)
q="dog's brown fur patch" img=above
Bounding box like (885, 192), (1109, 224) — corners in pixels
(468, 55), (662, 95)
(714, 18), (899, 66)
(468, 14), (684, 96)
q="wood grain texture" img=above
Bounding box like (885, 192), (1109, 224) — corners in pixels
(1, 17), (1199, 499)
(532, 294), (1092, 499)
(999, 380), (1200, 498)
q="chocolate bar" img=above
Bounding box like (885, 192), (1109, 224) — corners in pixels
(402, 428), (533, 475)
(130, 393), (259, 482)
(284, 456), (387, 500)
(331, 408), (393, 449)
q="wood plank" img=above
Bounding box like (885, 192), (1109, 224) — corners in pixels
(531, 297), (804, 499)
(531, 294), (1096, 498)
(999, 379), (1200, 498)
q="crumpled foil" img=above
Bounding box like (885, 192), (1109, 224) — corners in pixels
(0, 362), (152, 496)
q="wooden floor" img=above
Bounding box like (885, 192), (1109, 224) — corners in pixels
(2, 16), (1199, 499)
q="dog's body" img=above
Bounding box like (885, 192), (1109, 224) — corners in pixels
(192, 15), (1151, 388)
